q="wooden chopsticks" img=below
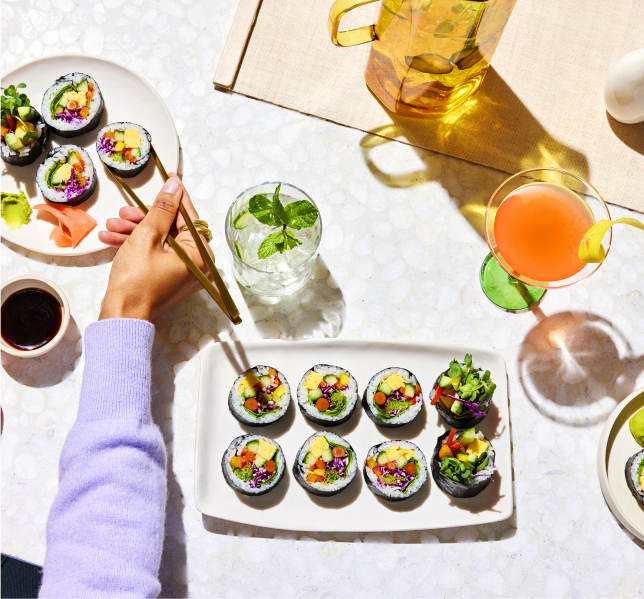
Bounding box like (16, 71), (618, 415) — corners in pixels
(109, 150), (241, 325)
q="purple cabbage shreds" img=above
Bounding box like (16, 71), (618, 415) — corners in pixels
(326, 456), (348, 478)
(473, 473), (491, 478)
(250, 463), (276, 487)
(55, 110), (84, 123)
(98, 136), (115, 153)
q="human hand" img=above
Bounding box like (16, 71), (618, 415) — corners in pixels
(98, 173), (214, 322)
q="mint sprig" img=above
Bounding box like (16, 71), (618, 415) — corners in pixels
(248, 184), (318, 260)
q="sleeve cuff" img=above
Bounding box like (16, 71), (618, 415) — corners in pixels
(77, 318), (155, 423)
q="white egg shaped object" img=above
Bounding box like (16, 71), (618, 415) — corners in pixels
(604, 48), (644, 124)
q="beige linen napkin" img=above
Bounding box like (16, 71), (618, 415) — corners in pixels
(228, 0), (644, 213)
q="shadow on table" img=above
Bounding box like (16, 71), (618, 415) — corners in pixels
(2, 315), (82, 387)
(239, 255), (345, 339)
(518, 310), (644, 426)
(607, 114), (644, 156)
(359, 67), (590, 241)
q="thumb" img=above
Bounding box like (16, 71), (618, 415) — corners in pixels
(142, 176), (183, 243)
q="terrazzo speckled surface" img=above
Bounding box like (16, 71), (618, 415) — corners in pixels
(2, 1), (644, 597)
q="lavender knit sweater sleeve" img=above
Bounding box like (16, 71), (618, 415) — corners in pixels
(39, 319), (167, 599)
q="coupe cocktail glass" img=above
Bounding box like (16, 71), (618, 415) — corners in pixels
(481, 168), (612, 312)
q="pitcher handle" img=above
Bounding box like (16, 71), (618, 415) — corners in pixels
(328, 0), (379, 47)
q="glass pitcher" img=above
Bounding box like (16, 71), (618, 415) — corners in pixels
(328, 0), (517, 118)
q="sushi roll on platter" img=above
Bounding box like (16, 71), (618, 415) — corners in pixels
(431, 427), (495, 498)
(228, 366), (291, 426)
(363, 440), (427, 502)
(297, 365), (358, 426)
(42, 73), (104, 138)
(36, 145), (96, 207)
(96, 122), (152, 178)
(363, 367), (423, 428)
(1, 84), (49, 167)
(293, 432), (357, 496)
(430, 354), (496, 429)
(222, 434), (285, 496)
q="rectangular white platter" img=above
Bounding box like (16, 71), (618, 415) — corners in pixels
(195, 339), (513, 532)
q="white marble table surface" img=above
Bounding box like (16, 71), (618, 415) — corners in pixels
(2, 1), (644, 597)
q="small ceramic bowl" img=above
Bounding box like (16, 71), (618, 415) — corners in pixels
(0, 275), (70, 358)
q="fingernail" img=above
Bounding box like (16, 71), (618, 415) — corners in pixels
(162, 177), (180, 194)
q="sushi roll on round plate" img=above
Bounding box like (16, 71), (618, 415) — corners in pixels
(96, 122), (152, 178)
(363, 440), (427, 502)
(222, 434), (285, 496)
(36, 145), (96, 207)
(228, 365), (291, 426)
(625, 450), (644, 507)
(625, 408), (644, 507)
(431, 427), (495, 498)
(42, 73), (104, 138)
(430, 354), (496, 429)
(363, 367), (423, 428)
(297, 365), (358, 426)
(1, 84), (49, 166)
(293, 432), (357, 496)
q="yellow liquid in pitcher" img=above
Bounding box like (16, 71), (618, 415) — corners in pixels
(365, 0), (516, 118)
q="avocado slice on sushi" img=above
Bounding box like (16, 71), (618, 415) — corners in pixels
(431, 428), (495, 498)
(362, 367), (423, 428)
(228, 365), (291, 426)
(296, 364), (359, 426)
(293, 432), (357, 496)
(222, 434), (285, 496)
(430, 354), (496, 429)
(363, 440), (428, 502)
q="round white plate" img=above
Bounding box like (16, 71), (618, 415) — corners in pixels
(597, 386), (644, 541)
(1, 55), (178, 256)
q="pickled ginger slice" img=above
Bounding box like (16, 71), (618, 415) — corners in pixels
(34, 203), (97, 248)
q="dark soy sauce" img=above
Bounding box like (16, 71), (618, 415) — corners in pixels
(1, 288), (63, 350)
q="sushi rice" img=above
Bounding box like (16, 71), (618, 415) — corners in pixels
(222, 434), (285, 496)
(96, 122), (152, 178)
(228, 365), (291, 426)
(293, 431), (357, 496)
(363, 440), (427, 501)
(363, 367), (423, 427)
(297, 364), (358, 425)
